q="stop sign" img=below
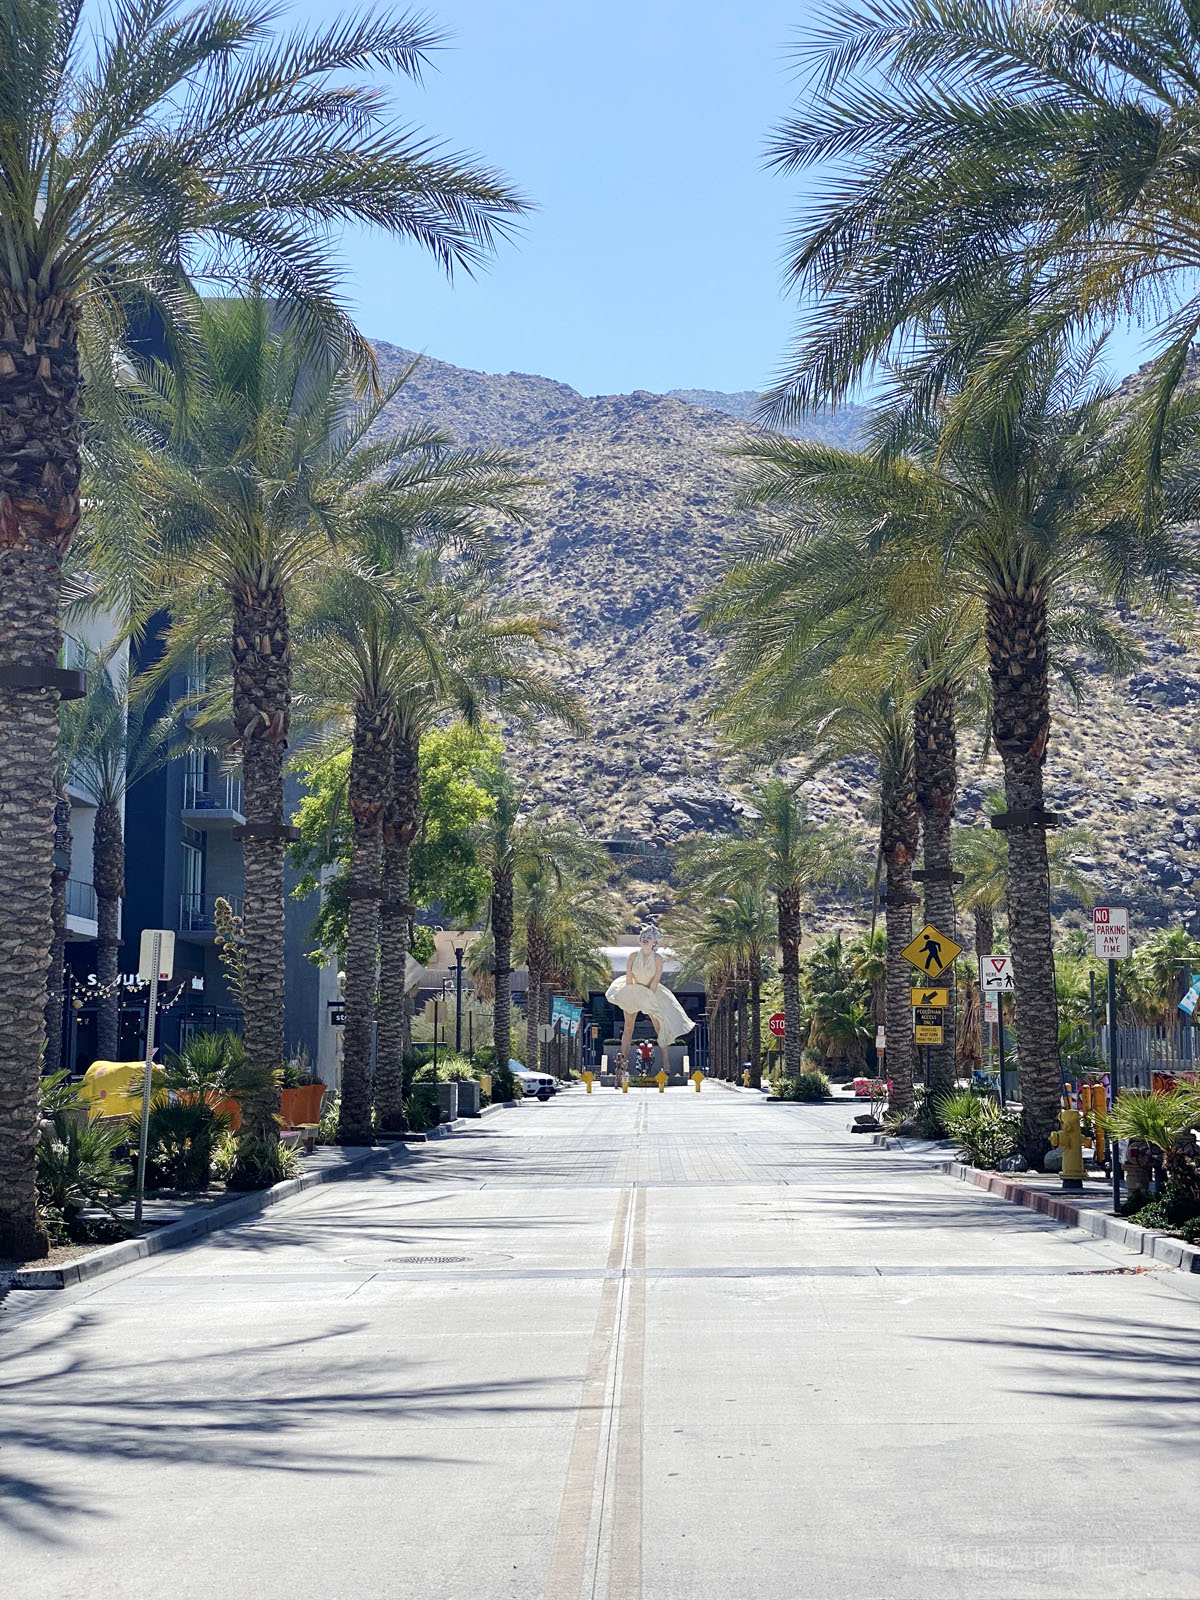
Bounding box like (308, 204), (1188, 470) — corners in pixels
(768, 1011), (786, 1038)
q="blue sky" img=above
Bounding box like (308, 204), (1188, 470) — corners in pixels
(319, 0), (1152, 398)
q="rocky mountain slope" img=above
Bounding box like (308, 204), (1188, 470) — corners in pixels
(369, 342), (1200, 933)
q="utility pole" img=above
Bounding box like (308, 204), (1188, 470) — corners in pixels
(454, 944), (464, 1054)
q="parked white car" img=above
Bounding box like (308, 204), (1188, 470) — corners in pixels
(509, 1060), (556, 1101)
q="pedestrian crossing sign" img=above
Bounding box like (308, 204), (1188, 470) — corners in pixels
(901, 923), (963, 979)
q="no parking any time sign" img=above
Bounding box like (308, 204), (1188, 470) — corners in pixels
(1092, 907), (1130, 960)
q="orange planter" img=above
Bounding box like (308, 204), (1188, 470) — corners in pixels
(281, 1083), (326, 1127)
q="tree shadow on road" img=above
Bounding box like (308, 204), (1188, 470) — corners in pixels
(0, 1312), (573, 1547)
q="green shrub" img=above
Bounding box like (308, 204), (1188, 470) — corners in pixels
(314, 1092), (340, 1146)
(774, 1071), (831, 1102)
(225, 1132), (303, 1190)
(487, 1062), (522, 1104)
(144, 1098), (231, 1189)
(36, 1112), (130, 1238)
(937, 1089), (1020, 1169)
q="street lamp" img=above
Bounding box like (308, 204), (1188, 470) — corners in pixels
(454, 944), (464, 1054)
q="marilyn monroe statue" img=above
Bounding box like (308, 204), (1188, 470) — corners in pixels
(605, 923), (694, 1070)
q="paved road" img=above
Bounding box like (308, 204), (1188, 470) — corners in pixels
(3, 1088), (1198, 1599)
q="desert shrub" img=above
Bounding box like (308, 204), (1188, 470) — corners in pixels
(144, 1098), (231, 1189)
(774, 1071), (831, 1102)
(225, 1132), (303, 1190)
(38, 1068), (84, 1116)
(36, 1113), (130, 1239)
(211, 1131), (238, 1182)
(314, 1092), (341, 1145)
(162, 1030), (246, 1101)
(938, 1089), (1020, 1169)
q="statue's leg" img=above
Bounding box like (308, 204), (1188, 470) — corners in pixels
(620, 1009), (636, 1068)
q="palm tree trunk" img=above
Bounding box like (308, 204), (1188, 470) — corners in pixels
(987, 588), (1060, 1166)
(335, 695), (390, 1146)
(376, 730), (419, 1132)
(491, 866), (514, 1076)
(749, 957), (763, 1089)
(230, 586), (290, 1143)
(882, 751), (919, 1118)
(736, 965), (748, 1081)
(778, 889), (803, 1077)
(44, 793), (71, 1079)
(0, 556), (75, 1258)
(92, 797), (124, 1060)
(914, 683), (958, 1090)
(974, 907), (995, 957)
(525, 969), (541, 1072)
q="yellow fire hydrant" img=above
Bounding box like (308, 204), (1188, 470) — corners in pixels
(1050, 1108), (1085, 1190)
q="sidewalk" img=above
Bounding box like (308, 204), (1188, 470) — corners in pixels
(4, 1101), (515, 1292)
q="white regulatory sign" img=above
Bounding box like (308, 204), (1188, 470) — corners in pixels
(138, 928), (175, 983)
(979, 955), (1014, 993)
(1092, 907), (1129, 960)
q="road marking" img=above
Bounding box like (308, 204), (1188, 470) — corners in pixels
(543, 1187), (632, 1600)
(602, 1185), (645, 1600)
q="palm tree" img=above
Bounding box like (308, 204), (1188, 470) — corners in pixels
(679, 886), (774, 1087)
(0, 0), (526, 1258)
(955, 794), (1097, 954)
(679, 781), (857, 1082)
(371, 589), (586, 1131)
(472, 764), (524, 1075)
(763, 0), (1200, 458)
(58, 653), (176, 1059)
(516, 843), (610, 1075)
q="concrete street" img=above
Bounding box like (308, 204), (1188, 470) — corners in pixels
(2, 1089), (1198, 1600)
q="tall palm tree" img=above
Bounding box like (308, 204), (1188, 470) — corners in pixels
(515, 843), (610, 1075)
(58, 653), (176, 1059)
(679, 781), (857, 1082)
(763, 0), (1200, 459)
(145, 303), (530, 1154)
(472, 764), (524, 1075)
(371, 590), (586, 1130)
(679, 886), (774, 1086)
(0, 0), (526, 1258)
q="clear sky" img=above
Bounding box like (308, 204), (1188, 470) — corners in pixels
(316, 0), (1152, 398)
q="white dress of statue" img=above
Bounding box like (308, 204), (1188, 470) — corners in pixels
(605, 924), (694, 1070)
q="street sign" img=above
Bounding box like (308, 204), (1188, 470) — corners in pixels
(138, 929), (174, 983)
(875, 1028), (886, 1050)
(912, 1004), (944, 1047)
(1092, 906), (1130, 960)
(901, 922), (963, 978)
(914, 1023), (944, 1045)
(979, 955), (1014, 993)
(911, 986), (949, 1009)
(537, 1023), (555, 1044)
(767, 1011), (786, 1038)
(983, 996), (1000, 1023)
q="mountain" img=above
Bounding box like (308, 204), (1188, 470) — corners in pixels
(366, 341), (1200, 932)
(666, 388), (869, 447)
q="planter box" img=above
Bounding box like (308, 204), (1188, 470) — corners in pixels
(456, 1080), (481, 1117)
(436, 1081), (459, 1122)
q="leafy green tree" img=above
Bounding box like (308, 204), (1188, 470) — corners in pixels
(679, 886), (774, 1086)
(291, 725), (502, 958)
(0, 0), (525, 1259)
(515, 832), (611, 1075)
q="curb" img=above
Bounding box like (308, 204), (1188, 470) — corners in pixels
(940, 1159), (1200, 1288)
(6, 1100), (520, 1293)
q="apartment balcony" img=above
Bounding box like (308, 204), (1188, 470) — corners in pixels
(181, 772), (244, 828)
(65, 878), (98, 940)
(179, 893), (243, 941)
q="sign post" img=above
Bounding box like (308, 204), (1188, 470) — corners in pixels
(135, 930), (174, 1225)
(979, 956), (1014, 1102)
(1092, 908), (1129, 1214)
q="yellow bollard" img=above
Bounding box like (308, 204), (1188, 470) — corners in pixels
(691, 1070), (703, 1093)
(655, 1069), (668, 1094)
(1050, 1108), (1086, 1190)
(1091, 1081), (1107, 1164)
(621, 1078), (628, 1094)
(582, 1071), (594, 1094)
